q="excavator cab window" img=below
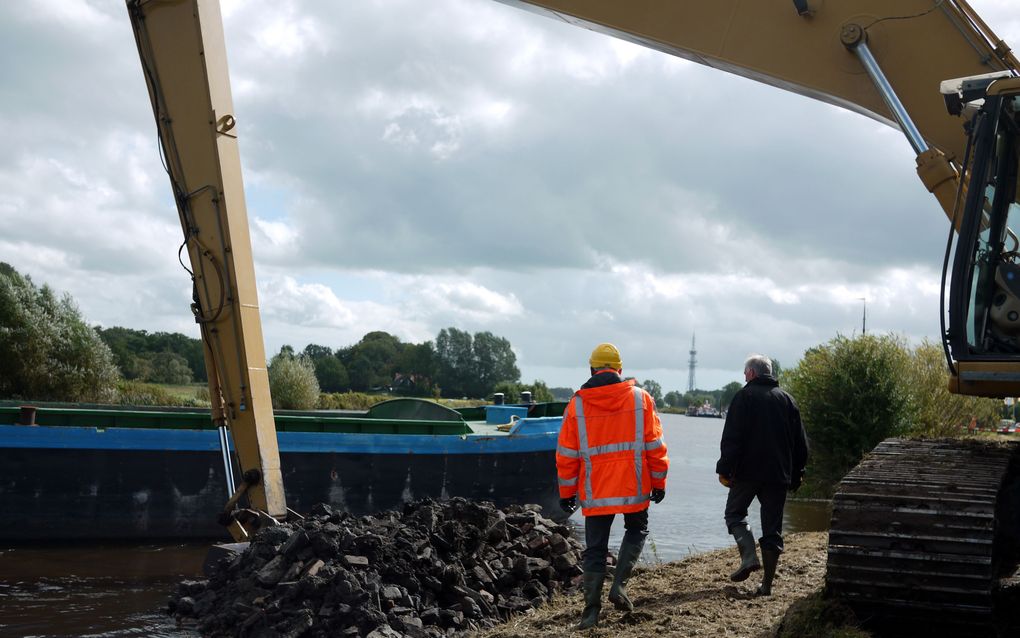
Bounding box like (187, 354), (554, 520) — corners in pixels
(949, 93), (1020, 358)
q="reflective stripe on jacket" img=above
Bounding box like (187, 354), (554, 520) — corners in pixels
(556, 379), (670, 516)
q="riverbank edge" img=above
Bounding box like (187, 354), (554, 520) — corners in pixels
(476, 531), (867, 638)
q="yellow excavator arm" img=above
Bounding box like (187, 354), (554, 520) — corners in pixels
(127, 0), (286, 540)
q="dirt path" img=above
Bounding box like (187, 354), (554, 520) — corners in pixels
(478, 531), (829, 638)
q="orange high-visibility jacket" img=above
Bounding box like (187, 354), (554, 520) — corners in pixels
(556, 379), (670, 516)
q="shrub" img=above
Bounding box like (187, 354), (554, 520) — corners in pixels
(491, 380), (555, 404)
(115, 380), (209, 407)
(269, 354), (320, 410)
(0, 263), (120, 402)
(784, 334), (912, 496)
(317, 391), (391, 411)
(144, 352), (194, 385)
(905, 340), (1002, 436)
(492, 380), (520, 404)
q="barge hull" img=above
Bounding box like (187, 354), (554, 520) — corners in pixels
(0, 425), (560, 541)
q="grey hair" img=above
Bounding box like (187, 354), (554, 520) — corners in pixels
(744, 354), (772, 377)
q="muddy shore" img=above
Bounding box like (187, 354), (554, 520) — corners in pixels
(478, 531), (833, 638)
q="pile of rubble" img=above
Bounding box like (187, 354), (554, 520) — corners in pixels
(169, 498), (584, 637)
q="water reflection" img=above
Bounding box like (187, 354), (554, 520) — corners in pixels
(784, 498), (833, 533)
(0, 543), (203, 637)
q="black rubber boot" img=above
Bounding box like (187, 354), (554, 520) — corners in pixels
(608, 536), (645, 612)
(576, 571), (605, 630)
(729, 524), (761, 582)
(756, 547), (779, 596)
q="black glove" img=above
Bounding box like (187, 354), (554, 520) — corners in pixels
(789, 469), (805, 493)
(650, 488), (665, 504)
(559, 496), (578, 514)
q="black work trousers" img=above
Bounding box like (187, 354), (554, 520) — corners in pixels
(582, 509), (649, 574)
(724, 480), (787, 552)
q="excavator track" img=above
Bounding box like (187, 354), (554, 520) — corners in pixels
(826, 438), (1020, 637)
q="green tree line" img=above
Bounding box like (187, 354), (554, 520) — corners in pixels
(0, 263), (535, 406)
(273, 326), (524, 402)
(96, 326), (207, 385)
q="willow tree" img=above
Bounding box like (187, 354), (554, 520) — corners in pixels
(268, 348), (320, 410)
(906, 340), (1002, 436)
(0, 263), (120, 402)
(784, 334), (912, 496)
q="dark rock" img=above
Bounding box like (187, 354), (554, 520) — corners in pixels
(358, 607), (388, 634)
(439, 608), (464, 628)
(177, 579), (207, 597)
(303, 559), (326, 578)
(256, 556), (291, 587)
(366, 626), (403, 638)
(419, 607), (440, 625)
(255, 525), (294, 548)
(511, 556), (530, 580)
(381, 585), (403, 601)
(281, 531), (309, 558)
(523, 580), (548, 599)
(279, 609), (314, 638)
(343, 555), (369, 568)
(553, 551), (577, 571)
(175, 596), (196, 616)
(548, 533), (570, 555)
(168, 498), (582, 637)
(485, 518), (509, 544)
(310, 532), (340, 558)
(309, 503), (334, 518)
(526, 535), (550, 554)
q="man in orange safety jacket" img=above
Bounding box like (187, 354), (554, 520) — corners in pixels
(556, 342), (669, 629)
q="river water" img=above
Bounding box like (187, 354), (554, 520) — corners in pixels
(0, 414), (829, 637)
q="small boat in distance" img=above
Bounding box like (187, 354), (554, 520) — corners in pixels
(687, 400), (723, 419)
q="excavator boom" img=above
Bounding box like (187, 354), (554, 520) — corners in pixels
(498, 0), (1017, 164)
(127, 0), (286, 539)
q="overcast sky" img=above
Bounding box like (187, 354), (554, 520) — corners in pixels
(2, 1), (1019, 393)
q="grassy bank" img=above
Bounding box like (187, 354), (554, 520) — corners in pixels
(106, 383), (491, 412)
(317, 392), (485, 411)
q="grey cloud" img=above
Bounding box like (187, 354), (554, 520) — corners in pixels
(213, 1), (951, 282)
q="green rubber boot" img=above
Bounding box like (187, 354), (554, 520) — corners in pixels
(729, 524), (761, 582)
(608, 536), (645, 612)
(756, 547), (780, 596)
(576, 571), (605, 630)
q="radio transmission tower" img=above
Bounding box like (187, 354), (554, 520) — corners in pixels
(687, 332), (697, 393)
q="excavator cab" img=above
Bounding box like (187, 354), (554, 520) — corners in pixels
(947, 78), (1020, 395)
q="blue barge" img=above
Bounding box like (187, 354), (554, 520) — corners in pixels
(0, 400), (565, 541)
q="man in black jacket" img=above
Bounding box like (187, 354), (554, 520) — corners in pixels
(716, 354), (808, 596)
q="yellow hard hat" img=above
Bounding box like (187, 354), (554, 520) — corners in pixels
(589, 342), (622, 369)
